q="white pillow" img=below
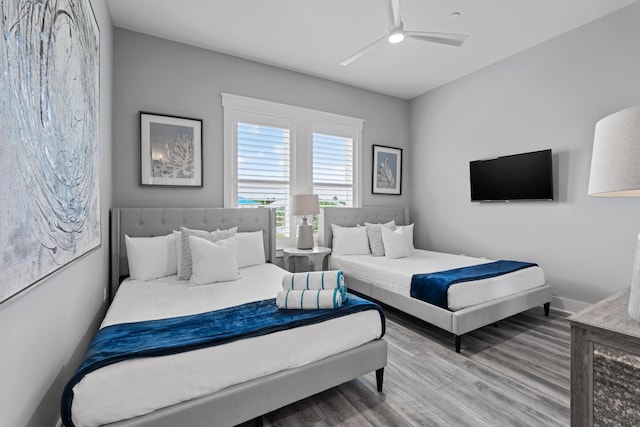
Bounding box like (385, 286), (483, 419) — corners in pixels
(173, 230), (183, 277)
(331, 224), (370, 255)
(188, 235), (240, 285)
(125, 233), (177, 281)
(236, 231), (266, 268)
(364, 220), (396, 257)
(174, 227), (240, 276)
(381, 226), (410, 259)
(395, 223), (415, 250)
(179, 227), (237, 280)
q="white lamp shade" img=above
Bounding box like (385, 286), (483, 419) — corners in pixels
(588, 106), (640, 323)
(290, 194), (320, 216)
(588, 105), (640, 197)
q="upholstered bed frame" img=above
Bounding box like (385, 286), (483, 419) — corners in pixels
(319, 206), (552, 352)
(107, 207), (386, 427)
(111, 207), (277, 298)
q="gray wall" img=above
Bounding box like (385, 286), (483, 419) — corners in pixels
(112, 29), (410, 209)
(4, 5), (635, 423)
(409, 2), (640, 309)
(0, 1), (113, 426)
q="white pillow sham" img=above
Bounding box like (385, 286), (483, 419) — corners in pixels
(395, 223), (415, 250)
(174, 227), (240, 277)
(125, 233), (177, 281)
(236, 231), (266, 268)
(188, 236), (240, 285)
(175, 228), (264, 273)
(173, 230), (184, 277)
(381, 226), (410, 259)
(364, 220), (396, 257)
(178, 227), (237, 280)
(331, 224), (370, 255)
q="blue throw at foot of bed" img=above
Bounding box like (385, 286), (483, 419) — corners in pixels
(410, 260), (538, 309)
(60, 293), (385, 427)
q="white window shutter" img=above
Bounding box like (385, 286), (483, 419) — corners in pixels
(237, 122), (291, 237)
(313, 132), (354, 208)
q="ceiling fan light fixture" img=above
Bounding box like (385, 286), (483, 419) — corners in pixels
(388, 29), (404, 44)
(339, 0), (468, 66)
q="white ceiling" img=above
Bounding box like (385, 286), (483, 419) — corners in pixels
(106, 0), (638, 100)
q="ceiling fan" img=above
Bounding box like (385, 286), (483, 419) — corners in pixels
(339, 0), (468, 66)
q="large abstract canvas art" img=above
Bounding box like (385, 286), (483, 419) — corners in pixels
(0, 0), (100, 303)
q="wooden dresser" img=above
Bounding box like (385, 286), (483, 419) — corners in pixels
(568, 288), (640, 426)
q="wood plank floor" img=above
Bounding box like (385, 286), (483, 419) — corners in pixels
(256, 305), (570, 427)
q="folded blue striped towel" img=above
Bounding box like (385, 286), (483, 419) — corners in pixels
(282, 270), (346, 299)
(276, 289), (344, 310)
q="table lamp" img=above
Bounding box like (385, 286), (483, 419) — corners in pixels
(588, 105), (640, 322)
(290, 194), (320, 249)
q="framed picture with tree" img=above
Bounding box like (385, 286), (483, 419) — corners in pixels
(140, 112), (203, 187)
(372, 144), (402, 195)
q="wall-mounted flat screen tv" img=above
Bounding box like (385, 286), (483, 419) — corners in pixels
(470, 149), (553, 201)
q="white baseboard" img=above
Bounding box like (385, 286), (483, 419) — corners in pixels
(550, 295), (590, 315)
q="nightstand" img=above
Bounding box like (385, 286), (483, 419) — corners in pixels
(282, 247), (331, 272)
(568, 288), (640, 426)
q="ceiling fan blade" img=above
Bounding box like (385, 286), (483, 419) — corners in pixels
(339, 34), (388, 66)
(405, 31), (468, 47)
(386, 0), (402, 30)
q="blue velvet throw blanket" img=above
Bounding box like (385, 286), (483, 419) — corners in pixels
(60, 293), (384, 427)
(410, 260), (537, 309)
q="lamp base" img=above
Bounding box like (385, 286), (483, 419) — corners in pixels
(296, 218), (314, 249)
(629, 233), (640, 322)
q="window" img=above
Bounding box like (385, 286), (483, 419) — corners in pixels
(223, 94), (362, 245)
(312, 130), (354, 208)
(237, 122), (290, 236)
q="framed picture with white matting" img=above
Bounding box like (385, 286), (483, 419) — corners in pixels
(140, 112), (203, 187)
(372, 145), (402, 195)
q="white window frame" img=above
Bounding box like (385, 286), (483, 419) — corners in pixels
(222, 93), (363, 246)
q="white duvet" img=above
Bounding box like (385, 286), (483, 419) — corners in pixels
(330, 250), (545, 311)
(70, 263), (383, 427)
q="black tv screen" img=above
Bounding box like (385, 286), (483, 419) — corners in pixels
(470, 149), (553, 201)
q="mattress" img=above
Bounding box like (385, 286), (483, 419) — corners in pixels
(70, 263), (383, 427)
(330, 250), (545, 311)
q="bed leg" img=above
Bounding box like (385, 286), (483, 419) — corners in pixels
(254, 415), (264, 427)
(454, 335), (461, 353)
(544, 302), (550, 317)
(375, 368), (384, 392)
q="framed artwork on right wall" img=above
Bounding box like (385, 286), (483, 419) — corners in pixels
(372, 145), (402, 195)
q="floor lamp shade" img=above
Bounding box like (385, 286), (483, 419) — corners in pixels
(587, 105), (640, 322)
(588, 105), (640, 197)
(290, 195), (320, 249)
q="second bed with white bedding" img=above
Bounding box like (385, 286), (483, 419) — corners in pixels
(330, 250), (546, 311)
(320, 206), (552, 353)
(70, 263), (383, 427)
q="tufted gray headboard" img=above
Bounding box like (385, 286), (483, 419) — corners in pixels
(111, 207), (276, 299)
(319, 207), (409, 248)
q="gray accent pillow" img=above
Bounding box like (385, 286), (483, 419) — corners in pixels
(364, 221), (396, 257)
(178, 227), (237, 280)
